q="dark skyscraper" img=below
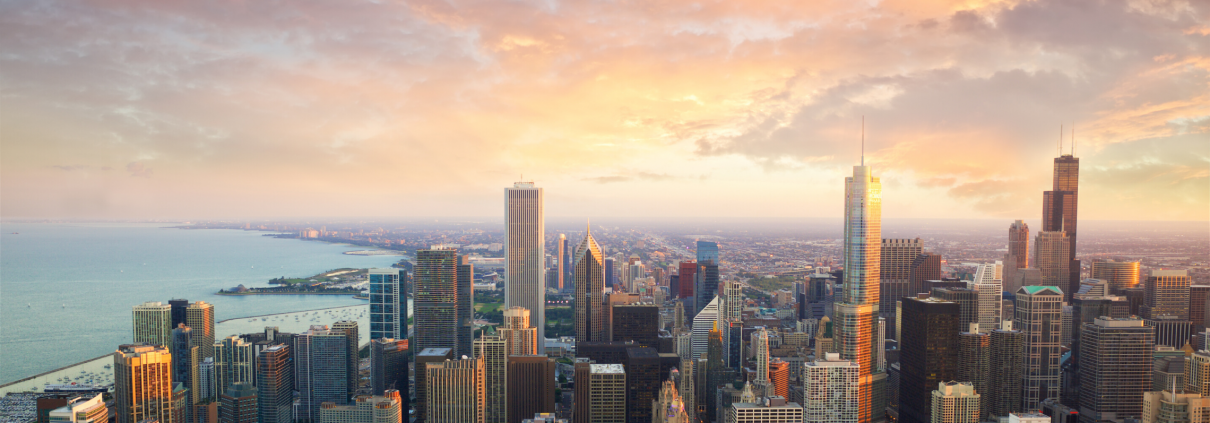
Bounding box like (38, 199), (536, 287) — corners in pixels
(611, 303), (659, 349)
(1078, 317), (1153, 423)
(958, 330), (990, 418)
(678, 260), (696, 304)
(507, 355), (557, 423)
(694, 262), (719, 316)
(457, 255), (475, 358)
(169, 299), (190, 329)
(604, 257), (615, 290)
(931, 287), (978, 334)
(881, 238), (922, 340)
(330, 321), (359, 403)
(414, 249), (459, 355)
(370, 338), (408, 396)
(218, 383), (256, 423)
(414, 348), (453, 423)
(988, 327), (1024, 418)
(1042, 153), (1080, 301)
(294, 326), (347, 423)
(170, 324), (196, 407)
(574, 224), (605, 346)
(908, 253), (941, 297)
(898, 297), (960, 423)
(256, 345), (293, 423)
(1143, 270), (1191, 319)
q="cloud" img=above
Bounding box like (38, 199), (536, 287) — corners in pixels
(585, 172), (675, 184)
(126, 162), (152, 178)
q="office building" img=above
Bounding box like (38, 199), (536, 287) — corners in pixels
(581, 364), (626, 423)
(505, 181), (546, 350)
(691, 296), (721, 359)
(415, 348), (454, 423)
(969, 264), (1003, 333)
(802, 353), (859, 423)
(1034, 232), (1071, 300)
(1009, 220), (1030, 270)
(930, 382), (979, 423)
(881, 238), (923, 336)
(294, 326), (348, 423)
(1078, 317), (1153, 423)
(727, 396), (803, 423)
(695, 262), (720, 317)
(458, 256), (475, 357)
(1091, 260), (1140, 294)
(415, 248), (460, 354)
(557, 234), (568, 290)
(958, 330), (989, 418)
(256, 345), (293, 423)
(195, 399), (218, 423)
(114, 344), (175, 423)
(769, 359), (790, 399)
(1016, 286), (1063, 410)
(564, 236), (575, 291)
(133, 302), (173, 347)
(426, 355), (486, 423)
(47, 394), (108, 423)
(899, 298), (960, 423)
(172, 382), (189, 423)
(168, 299), (190, 328)
(187, 302), (216, 362)
(575, 224), (606, 345)
(652, 374), (689, 423)
(988, 326), (1024, 417)
(508, 355), (557, 423)
(677, 261), (696, 302)
(1141, 391), (1210, 423)
(370, 338), (408, 396)
(611, 303), (659, 348)
(214, 336), (255, 398)
(474, 335), (507, 423)
(500, 307), (539, 356)
(1146, 316), (1193, 348)
(317, 391), (403, 423)
(835, 162), (888, 423)
(368, 268), (407, 341)
(1190, 351), (1210, 396)
(931, 288), (978, 335)
(676, 360), (697, 423)
(909, 253), (942, 297)
(623, 347), (671, 423)
(752, 328), (771, 396)
(170, 325), (198, 406)
(1041, 153), (1080, 300)
(218, 383), (256, 423)
(1153, 355), (1185, 392)
(1192, 285), (1210, 333)
(1144, 270), (1192, 319)
(333, 320), (360, 402)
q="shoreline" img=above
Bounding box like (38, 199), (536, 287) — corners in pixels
(215, 291), (364, 297)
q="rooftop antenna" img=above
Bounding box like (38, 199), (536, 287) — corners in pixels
(861, 116), (865, 166)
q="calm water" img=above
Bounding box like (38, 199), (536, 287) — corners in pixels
(0, 223), (401, 384)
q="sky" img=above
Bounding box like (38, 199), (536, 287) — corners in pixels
(1, 0), (1207, 221)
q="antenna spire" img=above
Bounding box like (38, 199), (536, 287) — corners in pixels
(861, 116), (865, 166)
(586, 218), (591, 236)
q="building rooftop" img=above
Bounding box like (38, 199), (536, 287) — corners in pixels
(1019, 286), (1063, 295)
(418, 348), (453, 357)
(590, 364), (625, 374)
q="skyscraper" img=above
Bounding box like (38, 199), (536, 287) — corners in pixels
(696, 241), (719, 266)
(881, 238), (923, 337)
(415, 348), (454, 423)
(475, 335), (507, 423)
(769, 358), (789, 399)
(836, 162), (887, 423)
(958, 330), (990, 418)
(499, 307), (539, 356)
(1078, 317), (1153, 423)
(133, 302), (173, 347)
(257, 344), (293, 423)
(931, 288), (978, 335)
(1090, 260), (1140, 294)
(557, 234), (567, 290)
(218, 383), (257, 423)
(929, 382), (980, 423)
(1034, 232), (1071, 299)
(458, 256), (475, 357)
(1144, 270), (1191, 319)
(508, 355), (557, 423)
(187, 301), (216, 362)
(752, 328), (771, 397)
(652, 373), (689, 423)
(611, 303), (659, 348)
(677, 261), (696, 304)
(988, 326), (1024, 418)
(332, 321), (360, 403)
(370, 338), (407, 396)
(694, 262), (720, 317)
(803, 353), (859, 423)
(909, 253), (942, 298)
(691, 296), (721, 359)
(583, 364), (626, 423)
(114, 344), (175, 423)
(1009, 220), (1030, 269)
(899, 297), (960, 423)
(426, 356), (486, 423)
(415, 249), (460, 355)
(1141, 391), (1210, 423)
(505, 181), (546, 350)
(170, 324), (198, 407)
(368, 268), (407, 340)
(574, 224), (606, 346)
(1042, 153), (1079, 295)
(294, 325), (348, 423)
(969, 263), (1003, 333)
(214, 336), (255, 399)
(1015, 286), (1064, 410)
(317, 391), (404, 423)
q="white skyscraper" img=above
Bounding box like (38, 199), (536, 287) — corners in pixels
(803, 353), (860, 423)
(692, 296), (721, 359)
(930, 382), (980, 423)
(132, 302), (172, 347)
(753, 328), (771, 396)
(505, 181), (546, 349)
(968, 262), (1004, 333)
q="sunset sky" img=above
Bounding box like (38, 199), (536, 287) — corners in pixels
(1, 0), (1207, 221)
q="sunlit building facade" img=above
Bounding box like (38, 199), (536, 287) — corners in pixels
(505, 181), (546, 350)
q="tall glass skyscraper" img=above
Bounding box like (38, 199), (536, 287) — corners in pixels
(368, 268), (406, 341)
(414, 249), (459, 355)
(505, 181), (546, 349)
(574, 223), (605, 345)
(836, 164), (887, 423)
(696, 240), (719, 265)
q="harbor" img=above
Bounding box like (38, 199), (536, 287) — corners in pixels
(0, 302), (411, 396)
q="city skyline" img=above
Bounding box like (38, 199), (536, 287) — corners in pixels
(1, 1), (1206, 221)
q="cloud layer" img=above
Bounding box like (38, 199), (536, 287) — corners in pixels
(1, 0), (1206, 220)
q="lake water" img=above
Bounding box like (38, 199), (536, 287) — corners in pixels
(0, 223), (403, 384)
